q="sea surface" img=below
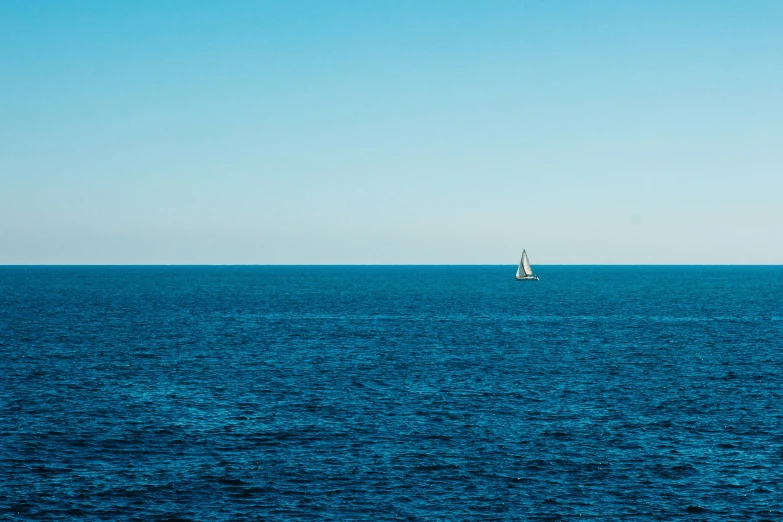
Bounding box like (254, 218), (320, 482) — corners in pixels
(1, 266), (782, 520)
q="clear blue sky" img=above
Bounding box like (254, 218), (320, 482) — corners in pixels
(1, 1), (781, 264)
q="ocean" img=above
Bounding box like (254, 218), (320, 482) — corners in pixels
(1, 266), (782, 520)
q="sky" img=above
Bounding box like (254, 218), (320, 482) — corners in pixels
(1, 0), (781, 264)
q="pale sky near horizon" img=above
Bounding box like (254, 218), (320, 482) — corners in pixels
(1, 1), (781, 264)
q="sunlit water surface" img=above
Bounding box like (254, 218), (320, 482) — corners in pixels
(1, 266), (782, 520)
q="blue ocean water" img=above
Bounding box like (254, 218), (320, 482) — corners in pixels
(1, 266), (782, 520)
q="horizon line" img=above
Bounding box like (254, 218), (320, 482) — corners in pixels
(2, 264), (782, 267)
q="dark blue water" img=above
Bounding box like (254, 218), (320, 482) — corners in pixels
(1, 266), (782, 520)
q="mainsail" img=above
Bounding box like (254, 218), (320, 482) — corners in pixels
(522, 250), (533, 276)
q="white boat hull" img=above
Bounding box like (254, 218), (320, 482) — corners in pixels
(515, 275), (539, 281)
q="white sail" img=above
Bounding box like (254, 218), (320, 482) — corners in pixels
(516, 252), (525, 278)
(515, 249), (538, 280)
(522, 250), (533, 276)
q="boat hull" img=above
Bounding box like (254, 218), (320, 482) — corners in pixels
(515, 275), (539, 281)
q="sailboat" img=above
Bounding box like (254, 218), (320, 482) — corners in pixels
(515, 249), (539, 280)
